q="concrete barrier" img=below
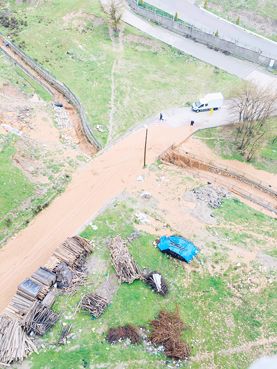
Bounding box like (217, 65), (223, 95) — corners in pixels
(127, 0), (277, 70)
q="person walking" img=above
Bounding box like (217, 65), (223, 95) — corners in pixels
(190, 120), (195, 126)
(159, 112), (164, 122)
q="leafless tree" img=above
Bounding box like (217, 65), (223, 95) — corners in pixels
(107, 0), (123, 36)
(230, 83), (277, 161)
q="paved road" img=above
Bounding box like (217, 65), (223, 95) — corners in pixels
(147, 0), (277, 60)
(122, 8), (277, 90)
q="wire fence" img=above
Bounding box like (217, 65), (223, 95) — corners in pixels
(0, 33), (102, 150)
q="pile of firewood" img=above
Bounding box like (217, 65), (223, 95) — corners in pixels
(149, 309), (191, 360)
(0, 316), (37, 365)
(23, 301), (59, 336)
(142, 271), (168, 296)
(81, 294), (108, 318)
(106, 325), (142, 344)
(45, 236), (93, 271)
(109, 236), (141, 283)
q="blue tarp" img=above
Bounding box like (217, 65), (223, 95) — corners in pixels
(157, 235), (199, 263)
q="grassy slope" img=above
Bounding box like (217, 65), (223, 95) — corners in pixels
(0, 56), (70, 243)
(195, 118), (277, 174)
(198, 0), (277, 40)
(0, 135), (34, 218)
(1, 0), (241, 146)
(26, 197), (277, 369)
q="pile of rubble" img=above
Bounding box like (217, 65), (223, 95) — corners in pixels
(192, 184), (229, 208)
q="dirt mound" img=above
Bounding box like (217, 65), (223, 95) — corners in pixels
(62, 11), (103, 32)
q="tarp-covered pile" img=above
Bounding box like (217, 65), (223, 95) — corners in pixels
(157, 235), (199, 263)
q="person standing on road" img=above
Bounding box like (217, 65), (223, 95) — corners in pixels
(190, 120), (195, 126)
(159, 113), (164, 122)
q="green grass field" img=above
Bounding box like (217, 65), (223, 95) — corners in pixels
(1, 0), (242, 146)
(0, 135), (34, 218)
(23, 190), (276, 369)
(198, 0), (277, 40)
(195, 118), (277, 173)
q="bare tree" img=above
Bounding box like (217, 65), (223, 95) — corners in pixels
(230, 83), (277, 161)
(107, 0), (123, 36)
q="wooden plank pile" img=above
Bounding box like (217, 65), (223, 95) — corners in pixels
(45, 236), (93, 271)
(4, 268), (56, 321)
(23, 301), (59, 336)
(81, 294), (108, 318)
(108, 236), (141, 283)
(0, 316), (37, 365)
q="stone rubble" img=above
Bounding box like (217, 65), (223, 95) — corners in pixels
(192, 184), (229, 208)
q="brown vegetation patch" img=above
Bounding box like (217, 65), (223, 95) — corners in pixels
(107, 324), (142, 344)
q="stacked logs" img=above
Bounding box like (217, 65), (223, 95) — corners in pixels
(149, 309), (191, 360)
(45, 236), (93, 271)
(81, 294), (108, 318)
(106, 325), (142, 344)
(0, 316), (37, 365)
(108, 236), (140, 283)
(23, 301), (59, 336)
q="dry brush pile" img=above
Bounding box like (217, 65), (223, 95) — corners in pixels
(149, 309), (191, 360)
(106, 325), (142, 344)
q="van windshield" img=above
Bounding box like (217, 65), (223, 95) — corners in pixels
(195, 100), (202, 107)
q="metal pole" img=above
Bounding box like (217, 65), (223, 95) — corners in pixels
(143, 127), (148, 168)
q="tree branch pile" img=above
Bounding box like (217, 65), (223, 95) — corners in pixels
(108, 236), (141, 283)
(149, 309), (191, 360)
(81, 294), (108, 318)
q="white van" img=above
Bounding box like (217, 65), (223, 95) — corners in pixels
(192, 92), (224, 112)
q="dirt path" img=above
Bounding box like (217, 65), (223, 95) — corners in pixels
(0, 123), (197, 312)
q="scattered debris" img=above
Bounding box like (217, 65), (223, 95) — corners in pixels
(96, 124), (105, 133)
(58, 324), (72, 345)
(149, 309), (191, 360)
(135, 211), (149, 224)
(106, 325), (142, 344)
(81, 294), (108, 318)
(109, 236), (141, 283)
(0, 316), (37, 365)
(136, 175), (144, 182)
(192, 184), (229, 208)
(140, 191), (152, 199)
(24, 301), (59, 336)
(142, 270), (168, 296)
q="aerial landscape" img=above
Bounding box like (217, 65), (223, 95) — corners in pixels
(0, 0), (276, 368)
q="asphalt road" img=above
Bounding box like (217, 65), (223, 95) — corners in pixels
(146, 0), (277, 60)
